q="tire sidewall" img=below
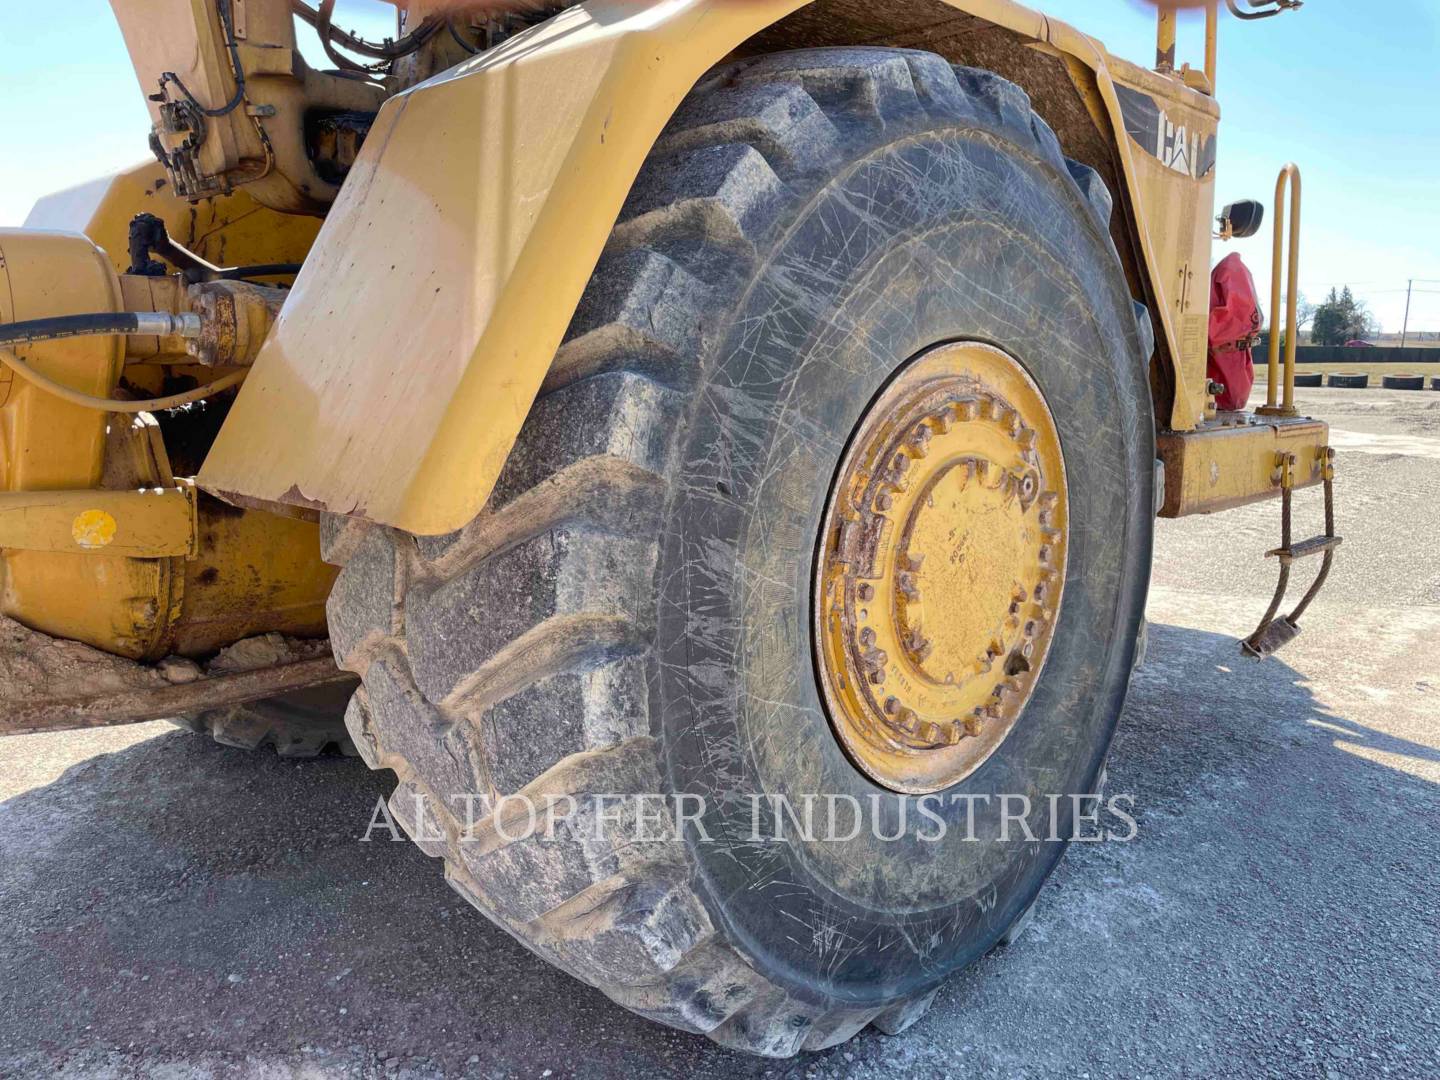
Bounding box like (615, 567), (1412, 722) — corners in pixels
(655, 124), (1154, 1002)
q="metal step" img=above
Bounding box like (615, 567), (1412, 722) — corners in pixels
(1242, 447), (1339, 659)
(1265, 535), (1343, 565)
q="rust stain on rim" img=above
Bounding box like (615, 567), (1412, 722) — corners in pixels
(813, 341), (1069, 794)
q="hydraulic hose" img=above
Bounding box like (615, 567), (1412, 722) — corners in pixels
(0, 349), (244, 413)
(126, 215), (301, 284)
(0, 310), (243, 413)
(291, 0), (442, 59)
(0, 311), (200, 348)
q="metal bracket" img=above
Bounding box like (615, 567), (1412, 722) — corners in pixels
(1242, 447), (1339, 658)
(1226, 0), (1303, 21)
(0, 484), (198, 558)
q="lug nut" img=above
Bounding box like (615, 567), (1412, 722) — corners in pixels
(904, 629), (932, 662)
(897, 573), (919, 601)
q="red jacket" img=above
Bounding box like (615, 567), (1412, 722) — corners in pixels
(1207, 252), (1263, 411)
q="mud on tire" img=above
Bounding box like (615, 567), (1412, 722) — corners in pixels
(326, 48), (1154, 1056)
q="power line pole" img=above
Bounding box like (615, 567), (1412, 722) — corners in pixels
(1401, 279), (1413, 348)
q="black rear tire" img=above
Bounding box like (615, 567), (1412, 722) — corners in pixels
(327, 48), (1153, 1056)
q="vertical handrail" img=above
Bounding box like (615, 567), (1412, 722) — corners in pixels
(1205, 1), (1219, 90)
(1259, 164), (1302, 416)
(1156, 2), (1219, 92)
(1156, 8), (1177, 71)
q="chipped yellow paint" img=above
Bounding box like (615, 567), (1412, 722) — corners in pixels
(1157, 417), (1329, 518)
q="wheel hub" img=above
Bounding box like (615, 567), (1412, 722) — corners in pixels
(814, 342), (1069, 794)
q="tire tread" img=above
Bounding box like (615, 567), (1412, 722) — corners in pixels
(329, 47), (1139, 1056)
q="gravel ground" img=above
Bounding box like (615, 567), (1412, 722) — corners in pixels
(1, 387), (1436, 1079)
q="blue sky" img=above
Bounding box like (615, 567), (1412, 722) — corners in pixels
(2, 1), (1438, 333)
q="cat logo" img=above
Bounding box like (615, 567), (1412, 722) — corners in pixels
(1116, 84), (1216, 180)
(1155, 113), (1198, 177)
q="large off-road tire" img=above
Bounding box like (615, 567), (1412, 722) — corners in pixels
(1327, 372), (1368, 388)
(327, 48), (1154, 1056)
(173, 685), (356, 758)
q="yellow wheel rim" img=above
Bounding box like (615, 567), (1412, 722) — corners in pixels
(814, 342), (1069, 794)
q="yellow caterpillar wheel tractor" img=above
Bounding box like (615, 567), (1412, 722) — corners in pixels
(1, 0), (1337, 1056)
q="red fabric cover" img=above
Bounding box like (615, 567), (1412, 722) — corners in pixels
(1207, 252), (1263, 411)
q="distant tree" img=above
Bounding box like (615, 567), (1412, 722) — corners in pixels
(1311, 286), (1378, 346)
(1311, 288), (1345, 345)
(1296, 294), (1316, 337)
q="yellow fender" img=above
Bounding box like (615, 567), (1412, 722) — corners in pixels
(198, 0), (1217, 535)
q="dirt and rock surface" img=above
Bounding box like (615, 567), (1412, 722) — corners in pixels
(1, 387), (1437, 1079)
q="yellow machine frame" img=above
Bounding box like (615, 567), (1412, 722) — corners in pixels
(189, 0), (1238, 536)
(3, 183), (336, 659)
(6, 0), (1330, 670)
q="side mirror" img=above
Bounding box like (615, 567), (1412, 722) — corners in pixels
(1217, 199), (1265, 240)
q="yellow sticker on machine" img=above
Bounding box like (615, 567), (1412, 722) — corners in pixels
(71, 509), (117, 549)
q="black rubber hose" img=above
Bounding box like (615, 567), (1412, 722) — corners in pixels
(292, 0), (442, 59)
(126, 212), (302, 284)
(160, 0), (248, 117)
(0, 313), (153, 348)
(448, 17), (480, 55)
